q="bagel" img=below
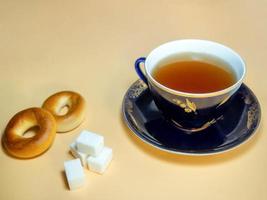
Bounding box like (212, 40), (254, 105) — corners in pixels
(2, 107), (57, 158)
(42, 91), (86, 132)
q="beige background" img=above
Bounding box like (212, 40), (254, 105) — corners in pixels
(0, 0), (266, 199)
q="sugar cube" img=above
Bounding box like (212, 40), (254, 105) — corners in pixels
(64, 159), (85, 190)
(87, 147), (113, 174)
(70, 142), (88, 166)
(76, 130), (104, 156)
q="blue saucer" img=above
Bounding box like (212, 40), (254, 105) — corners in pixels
(122, 80), (261, 155)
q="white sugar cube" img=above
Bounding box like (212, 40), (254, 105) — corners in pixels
(64, 159), (85, 190)
(87, 147), (113, 174)
(70, 142), (88, 166)
(76, 130), (104, 156)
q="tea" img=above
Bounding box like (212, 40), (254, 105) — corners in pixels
(153, 60), (235, 93)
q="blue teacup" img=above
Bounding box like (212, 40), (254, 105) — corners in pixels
(135, 39), (246, 132)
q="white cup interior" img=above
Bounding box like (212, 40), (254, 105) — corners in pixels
(145, 40), (246, 87)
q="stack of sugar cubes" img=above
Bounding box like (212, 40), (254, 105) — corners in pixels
(64, 130), (113, 190)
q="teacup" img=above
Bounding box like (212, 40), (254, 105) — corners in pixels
(135, 39), (246, 132)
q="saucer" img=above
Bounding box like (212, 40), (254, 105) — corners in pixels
(122, 80), (261, 155)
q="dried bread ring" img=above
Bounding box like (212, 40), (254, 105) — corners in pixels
(42, 91), (86, 132)
(2, 107), (57, 158)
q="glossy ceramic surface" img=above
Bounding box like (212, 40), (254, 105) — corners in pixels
(122, 80), (261, 155)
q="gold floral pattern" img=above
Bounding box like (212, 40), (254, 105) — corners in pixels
(128, 80), (147, 99)
(247, 103), (257, 129)
(171, 115), (224, 132)
(172, 98), (197, 114)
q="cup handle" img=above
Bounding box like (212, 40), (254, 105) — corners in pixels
(135, 57), (148, 84)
